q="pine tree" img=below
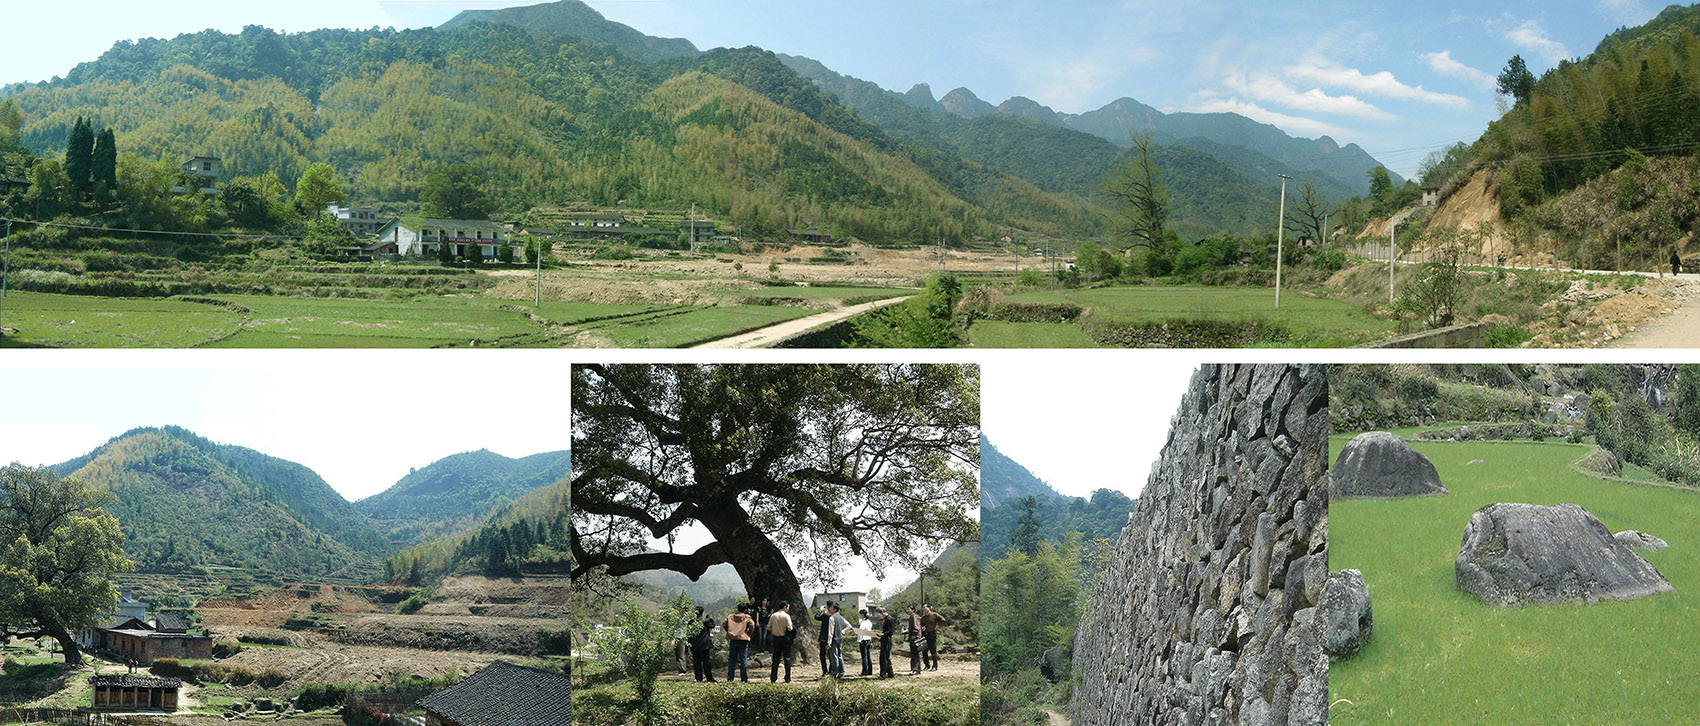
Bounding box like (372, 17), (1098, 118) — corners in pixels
(64, 116), (95, 198)
(91, 128), (118, 203)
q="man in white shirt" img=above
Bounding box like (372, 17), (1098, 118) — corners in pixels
(857, 609), (874, 677)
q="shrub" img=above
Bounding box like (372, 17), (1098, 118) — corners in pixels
(1312, 248), (1348, 272)
(539, 628), (573, 656)
(292, 682), (353, 712)
(257, 669), (288, 689)
(150, 658), (192, 680)
(396, 593), (426, 615)
(211, 641), (244, 659)
(496, 244), (514, 264)
(1484, 322), (1532, 348)
(237, 633), (292, 646)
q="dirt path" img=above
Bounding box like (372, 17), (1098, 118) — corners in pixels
(1042, 707), (1072, 726)
(1611, 287), (1700, 348)
(693, 295), (912, 348)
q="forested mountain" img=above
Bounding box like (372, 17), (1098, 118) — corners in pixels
(980, 435), (1134, 560)
(355, 449), (571, 549)
(384, 477), (571, 584)
(977, 92), (1401, 196)
(439, 0), (699, 62)
(0, 6), (1101, 242)
(47, 426), (390, 579)
(981, 434), (1061, 509)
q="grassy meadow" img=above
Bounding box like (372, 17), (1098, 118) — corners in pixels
(1328, 430), (1700, 724)
(991, 285), (1399, 347)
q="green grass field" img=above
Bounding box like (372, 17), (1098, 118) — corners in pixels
(1328, 431), (1700, 724)
(0, 291), (819, 348)
(0, 292), (245, 347)
(1006, 285), (1398, 346)
(965, 321), (1104, 348)
(716, 285), (910, 301)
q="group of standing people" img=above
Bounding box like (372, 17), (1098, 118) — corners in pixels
(676, 597), (950, 683)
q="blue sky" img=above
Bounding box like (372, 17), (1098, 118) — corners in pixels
(0, 353), (570, 500)
(0, 1), (1672, 176)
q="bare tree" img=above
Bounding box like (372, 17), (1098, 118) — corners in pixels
(1103, 133), (1170, 252)
(1283, 181), (1333, 247)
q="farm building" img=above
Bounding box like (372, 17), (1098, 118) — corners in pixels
(78, 611), (212, 665)
(90, 674), (181, 711)
(1422, 186), (1441, 206)
(565, 212), (627, 228)
(417, 661), (570, 726)
(171, 156), (220, 196)
(812, 591), (869, 615)
(0, 173), (28, 195)
(327, 204), (392, 236)
(373, 217), (512, 259)
(681, 219), (716, 244)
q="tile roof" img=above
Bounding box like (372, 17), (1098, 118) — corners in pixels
(153, 613), (191, 632)
(416, 661), (570, 726)
(90, 675), (181, 688)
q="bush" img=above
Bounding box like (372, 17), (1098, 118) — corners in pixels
(1484, 322), (1532, 348)
(497, 244), (514, 264)
(396, 593), (426, 615)
(292, 682), (353, 712)
(211, 641), (244, 659)
(343, 698), (384, 726)
(1397, 375), (1440, 403)
(238, 633), (292, 646)
(150, 658), (192, 680)
(1312, 248), (1348, 272)
(539, 628), (573, 656)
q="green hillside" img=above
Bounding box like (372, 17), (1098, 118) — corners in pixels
(355, 449), (571, 549)
(439, 0), (699, 62)
(0, 10), (1098, 243)
(49, 426), (390, 580)
(979, 435), (1134, 560)
(980, 434), (1060, 509)
(385, 477), (571, 584)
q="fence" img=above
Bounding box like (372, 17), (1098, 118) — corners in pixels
(0, 708), (165, 725)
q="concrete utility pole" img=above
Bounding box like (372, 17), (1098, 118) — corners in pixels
(534, 236), (542, 309)
(1, 219), (10, 338)
(1275, 174), (1291, 309)
(1388, 221), (1397, 305)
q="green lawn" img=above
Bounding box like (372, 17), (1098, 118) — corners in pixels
(965, 321), (1104, 348)
(716, 285), (910, 300)
(594, 305), (811, 348)
(1328, 432), (1700, 724)
(0, 292), (245, 347)
(205, 294), (543, 348)
(1007, 285), (1398, 346)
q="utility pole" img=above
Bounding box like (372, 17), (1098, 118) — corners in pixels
(534, 236), (542, 309)
(1275, 174), (1291, 309)
(1388, 220), (1396, 305)
(1, 219), (10, 339)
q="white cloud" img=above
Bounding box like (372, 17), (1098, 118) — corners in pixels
(1178, 97), (1353, 139)
(1421, 51), (1497, 93)
(1504, 20), (1571, 64)
(1220, 72), (1393, 120)
(1597, 0), (1648, 24)
(1284, 60), (1471, 109)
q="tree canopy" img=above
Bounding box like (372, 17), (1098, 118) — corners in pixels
(0, 465), (134, 665)
(570, 363), (979, 661)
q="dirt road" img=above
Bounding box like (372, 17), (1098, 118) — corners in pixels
(1611, 286), (1700, 348)
(1043, 707), (1072, 726)
(694, 295), (912, 348)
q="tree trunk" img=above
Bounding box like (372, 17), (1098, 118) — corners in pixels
(45, 621), (81, 666)
(702, 506), (817, 665)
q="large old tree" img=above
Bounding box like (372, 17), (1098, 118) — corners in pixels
(0, 465), (134, 665)
(571, 364), (980, 663)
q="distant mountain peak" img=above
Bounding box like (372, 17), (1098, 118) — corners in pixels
(439, 0), (698, 62)
(980, 433), (1064, 509)
(939, 86), (996, 118)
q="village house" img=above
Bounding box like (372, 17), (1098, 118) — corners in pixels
(1422, 186), (1441, 206)
(415, 661), (571, 726)
(566, 212), (626, 228)
(373, 217), (512, 259)
(812, 591), (869, 615)
(90, 674), (181, 712)
(171, 155), (220, 196)
(327, 204), (391, 236)
(77, 607), (212, 665)
(0, 172), (29, 196)
(681, 219), (716, 244)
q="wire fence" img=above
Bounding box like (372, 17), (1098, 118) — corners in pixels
(0, 708), (165, 725)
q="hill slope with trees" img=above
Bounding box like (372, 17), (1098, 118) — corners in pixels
(48, 426), (391, 580)
(355, 449), (571, 549)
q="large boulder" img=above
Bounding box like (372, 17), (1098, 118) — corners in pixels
(1456, 503), (1673, 607)
(1330, 431), (1448, 498)
(1039, 644), (1066, 683)
(1614, 530), (1668, 551)
(1318, 569), (1372, 660)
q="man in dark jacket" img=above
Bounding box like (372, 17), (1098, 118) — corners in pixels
(691, 606), (717, 682)
(815, 603), (833, 676)
(1674, 249), (1684, 277)
(877, 606), (896, 679)
(755, 597), (771, 652)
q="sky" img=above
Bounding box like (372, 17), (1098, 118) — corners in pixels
(0, 1), (1670, 177)
(983, 354), (1195, 500)
(0, 354), (571, 501)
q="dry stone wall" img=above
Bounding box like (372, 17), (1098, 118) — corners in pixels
(1074, 364), (1329, 726)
